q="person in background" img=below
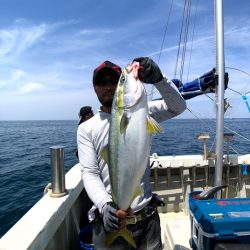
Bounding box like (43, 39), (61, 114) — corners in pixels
(75, 106), (94, 158)
(76, 106), (95, 229)
(77, 57), (186, 250)
(78, 106), (94, 126)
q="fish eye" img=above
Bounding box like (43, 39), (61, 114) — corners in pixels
(120, 75), (125, 84)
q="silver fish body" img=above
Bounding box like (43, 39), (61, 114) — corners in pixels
(108, 63), (151, 210)
(104, 63), (161, 247)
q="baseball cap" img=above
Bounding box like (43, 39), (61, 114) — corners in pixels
(78, 106), (93, 125)
(93, 60), (122, 85)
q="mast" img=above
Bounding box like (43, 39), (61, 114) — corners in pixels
(214, 0), (225, 189)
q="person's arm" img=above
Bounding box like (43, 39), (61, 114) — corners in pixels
(149, 76), (186, 122)
(78, 124), (128, 232)
(133, 57), (186, 122)
(77, 125), (112, 213)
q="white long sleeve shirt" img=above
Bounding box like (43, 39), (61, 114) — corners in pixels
(77, 77), (186, 214)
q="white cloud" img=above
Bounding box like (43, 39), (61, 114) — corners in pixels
(0, 68), (25, 88)
(10, 69), (25, 81)
(77, 28), (113, 36)
(19, 82), (45, 94)
(0, 23), (48, 61)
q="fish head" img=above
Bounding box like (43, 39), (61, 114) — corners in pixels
(115, 62), (144, 110)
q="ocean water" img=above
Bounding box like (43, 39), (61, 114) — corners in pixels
(0, 119), (249, 237)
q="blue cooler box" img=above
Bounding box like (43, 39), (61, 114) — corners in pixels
(189, 194), (250, 250)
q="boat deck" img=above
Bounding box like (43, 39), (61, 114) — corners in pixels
(160, 212), (190, 250)
(150, 154), (250, 250)
(1, 154), (250, 250)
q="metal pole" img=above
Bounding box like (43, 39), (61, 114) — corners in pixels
(50, 146), (67, 197)
(214, 0), (225, 190)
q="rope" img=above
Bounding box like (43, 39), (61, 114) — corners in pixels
(147, 2), (250, 158)
(148, 3), (250, 159)
(226, 67), (250, 78)
(186, 105), (250, 153)
(224, 66), (250, 113)
(157, 0), (174, 65)
(174, 0), (192, 81)
(180, 0), (192, 82)
(227, 87), (242, 96)
(186, 0), (199, 82)
(149, 0), (174, 101)
(224, 125), (250, 143)
(43, 183), (52, 196)
(174, 1), (187, 78)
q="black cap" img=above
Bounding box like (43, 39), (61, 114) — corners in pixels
(79, 106), (92, 116)
(78, 106), (93, 125)
(93, 60), (121, 85)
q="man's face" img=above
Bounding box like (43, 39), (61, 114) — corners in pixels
(94, 71), (119, 107)
(83, 112), (94, 121)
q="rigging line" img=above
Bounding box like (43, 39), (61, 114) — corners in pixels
(186, 107), (216, 153)
(157, 0), (174, 65)
(186, 0), (199, 83)
(174, 0), (187, 78)
(227, 87), (250, 98)
(180, 0), (192, 82)
(186, 107), (215, 134)
(209, 139), (216, 153)
(229, 145), (240, 155)
(179, 1), (189, 80)
(224, 125), (250, 142)
(204, 93), (215, 101)
(226, 67), (250, 78)
(187, 105), (250, 143)
(224, 66), (250, 97)
(149, 0), (174, 102)
(187, 109), (247, 155)
(227, 87), (242, 96)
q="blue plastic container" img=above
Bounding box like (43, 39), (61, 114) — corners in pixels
(189, 196), (250, 250)
(79, 224), (94, 250)
(188, 191), (203, 249)
(188, 191), (202, 211)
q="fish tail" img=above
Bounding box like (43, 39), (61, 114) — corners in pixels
(147, 116), (163, 135)
(106, 227), (136, 248)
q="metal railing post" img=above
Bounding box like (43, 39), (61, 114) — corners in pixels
(49, 146), (68, 197)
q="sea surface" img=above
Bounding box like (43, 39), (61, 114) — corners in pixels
(0, 119), (250, 237)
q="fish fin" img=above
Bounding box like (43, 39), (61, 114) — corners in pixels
(147, 116), (163, 135)
(100, 145), (109, 165)
(106, 231), (119, 246)
(120, 113), (130, 135)
(106, 227), (136, 248)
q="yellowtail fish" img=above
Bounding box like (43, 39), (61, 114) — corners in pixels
(102, 62), (162, 247)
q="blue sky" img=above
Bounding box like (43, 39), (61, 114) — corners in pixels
(0, 0), (250, 120)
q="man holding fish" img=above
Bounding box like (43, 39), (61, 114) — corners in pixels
(77, 57), (186, 249)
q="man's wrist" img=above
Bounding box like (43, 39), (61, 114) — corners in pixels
(98, 198), (112, 214)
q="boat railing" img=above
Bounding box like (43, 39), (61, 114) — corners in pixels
(0, 163), (84, 250)
(150, 154), (250, 214)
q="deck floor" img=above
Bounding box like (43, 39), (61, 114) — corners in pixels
(159, 212), (191, 250)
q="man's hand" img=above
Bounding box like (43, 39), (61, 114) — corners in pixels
(133, 57), (163, 84)
(102, 202), (128, 233)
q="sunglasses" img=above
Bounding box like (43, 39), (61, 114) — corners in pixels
(94, 77), (119, 87)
